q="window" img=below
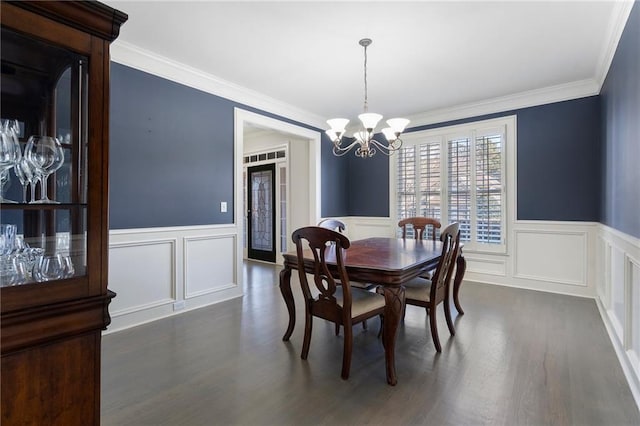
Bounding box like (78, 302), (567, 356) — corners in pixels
(395, 118), (509, 252)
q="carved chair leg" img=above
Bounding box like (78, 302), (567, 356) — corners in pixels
(377, 315), (384, 340)
(335, 323), (340, 336)
(301, 312), (313, 360)
(341, 323), (353, 380)
(444, 291), (456, 336)
(428, 306), (442, 353)
(362, 320), (368, 330)
(453, 255), (467, 315)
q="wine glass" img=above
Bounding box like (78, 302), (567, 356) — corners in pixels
(0, 120), (22, 203)
(24, 136), (64, 204)
(14, 157), (34, 204)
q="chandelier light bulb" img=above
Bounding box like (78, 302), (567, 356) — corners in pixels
(327, 118), (349, 133)
(387, 118), (410, 134)
(358, 113), (383, 131)
(381, 127), (397, 142)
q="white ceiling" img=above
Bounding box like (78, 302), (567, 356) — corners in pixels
(105, 1), (629, 127)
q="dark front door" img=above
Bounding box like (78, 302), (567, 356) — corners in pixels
(247, 163), (276, 262)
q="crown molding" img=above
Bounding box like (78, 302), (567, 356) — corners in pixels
(405, 78), (600, 129)
(595, 0), (635, 88)
(109, 40), (327, 130)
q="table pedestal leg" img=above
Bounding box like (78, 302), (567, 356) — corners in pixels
(453, 253), (467, 315)
(382, 285), (405, 386)
(279, 267), (295, 341)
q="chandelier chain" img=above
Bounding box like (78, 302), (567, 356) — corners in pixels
(363, 42), (368, 113)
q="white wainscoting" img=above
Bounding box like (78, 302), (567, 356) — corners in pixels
(106, 225), (242, 333)
(341, 217), (598, 298)
(596, 224), (640, 409)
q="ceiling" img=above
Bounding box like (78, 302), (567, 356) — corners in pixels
(104, 1), (628, 128)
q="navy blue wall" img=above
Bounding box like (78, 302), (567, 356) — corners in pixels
(109, 63), (349, 229)
(516, 98), (601, 221)
(600, 2), (640, 239)
(352, 96), (602, 221)
(346, 136), (390, 216)
(322, 142), (350, 218)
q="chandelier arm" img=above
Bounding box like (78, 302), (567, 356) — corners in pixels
(332, 139), (362, 156)
(369, 138), (403, 155)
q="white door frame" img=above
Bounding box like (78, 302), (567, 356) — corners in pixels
(234, 108), (321, 270)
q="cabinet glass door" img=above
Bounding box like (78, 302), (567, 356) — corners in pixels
(1, 27), (88, 286)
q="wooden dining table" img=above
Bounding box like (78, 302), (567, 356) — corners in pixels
(279, 237), (467, 385)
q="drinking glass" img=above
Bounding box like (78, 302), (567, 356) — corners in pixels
(24, 136), (64, 204)
(14, 157), (34, 204)
(60, 255), (75, 278)
(0, 224), (17, 256)
(33, 254), (64, 282)
(0, 120), (22, 203)
(6, 256), (30, 286)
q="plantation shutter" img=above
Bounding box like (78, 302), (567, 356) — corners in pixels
(447, 137), (472, 242)
(419, 142), (441, 240)
(397, 145), (416, 222)
(475, 132), (503, 244)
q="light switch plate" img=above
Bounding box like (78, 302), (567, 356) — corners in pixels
(220, 201), (227, 213)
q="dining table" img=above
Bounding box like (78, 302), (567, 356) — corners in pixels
(279, 236), (467, 385)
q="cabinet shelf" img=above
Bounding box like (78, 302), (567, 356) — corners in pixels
(1, 203), (87, 210)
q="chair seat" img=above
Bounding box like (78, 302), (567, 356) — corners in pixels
(403, 276), (432, 303)
(335, 287), (385, 318)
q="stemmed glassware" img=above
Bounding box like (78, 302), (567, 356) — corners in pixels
(0, 120), (22, 203)
(24, 135), (64, 204)
(14, 157), (35, 204)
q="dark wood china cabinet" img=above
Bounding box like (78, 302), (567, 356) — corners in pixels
(0, 2), (127, 424)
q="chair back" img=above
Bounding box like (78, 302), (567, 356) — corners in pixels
(430, 222), (460, 304)
(291, 226), (353, 317)
(398, 217), (442, 241)
(317, 218), (346, 234)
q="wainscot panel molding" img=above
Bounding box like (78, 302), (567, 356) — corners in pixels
(513, 229), (588, 287)
(106, 225), (242, 333)
(596, 224), (640, 410)
(341, 217), (396, 241)
(338, 217), (598, 298)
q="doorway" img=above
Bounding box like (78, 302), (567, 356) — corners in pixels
(247, 163), (276, 262)
(234, 108), (321, 267)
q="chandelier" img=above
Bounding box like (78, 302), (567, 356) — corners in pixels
(326, 38), (410, 158)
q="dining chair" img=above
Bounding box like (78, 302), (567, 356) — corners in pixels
(318, 218), (372, 334)
(398, 217), (443, 280)
(402, 222), (460, 352)
(317, 218), (346, 234)
(398, 217), (442, 241)
(292, 226), (386, 380)
(317, 219), (376, 290)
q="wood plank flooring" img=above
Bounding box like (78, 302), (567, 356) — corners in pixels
(101, 261), (640, 425)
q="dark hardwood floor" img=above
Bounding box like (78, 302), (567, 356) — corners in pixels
(102, 261), (640, 425)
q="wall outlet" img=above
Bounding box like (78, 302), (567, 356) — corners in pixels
(173, 301), (185, 311)
(220, 201), (227, 213)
